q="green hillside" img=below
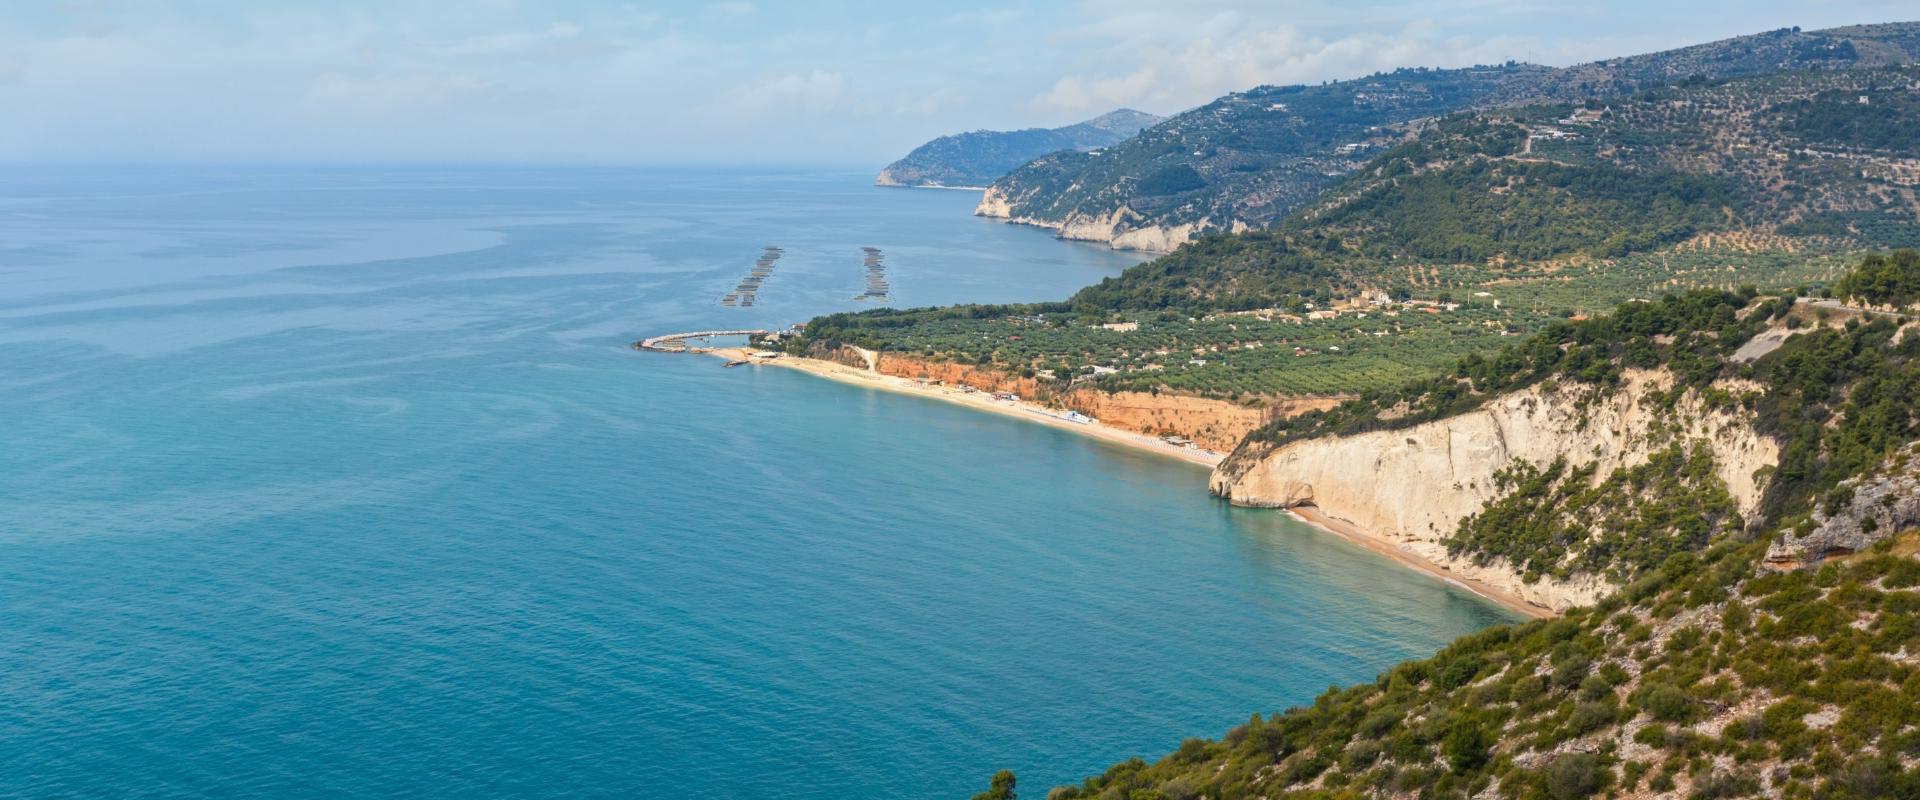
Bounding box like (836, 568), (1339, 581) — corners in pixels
(980, 23), (1920, 248)
(876, 109), (1162, 188)
(982, 64), (1550, 235)
(798, 65), (1916, 402)
(982, 260), (1920, 800)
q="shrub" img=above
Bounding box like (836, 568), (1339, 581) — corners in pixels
(1691, 769), (1760, 799)
(1635, 682), (1695, 722)
(1171, 738), (1211, 764)
(971, 770), (1016, 800)
(1342, 740), (1384, 772)
(1543, 753), (1608, 800)
(1443, 720), (1494, 774)
(1568, 701), (1618, 736)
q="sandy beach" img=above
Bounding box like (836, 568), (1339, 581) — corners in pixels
(700, 348), (1551, 619)
(706, 349), (1223, 468)
(1289, 506), (1554, 619)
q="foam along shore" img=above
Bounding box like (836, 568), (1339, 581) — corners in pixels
(1287, 506), (1554, 620)
(704, 348), (1223, 468)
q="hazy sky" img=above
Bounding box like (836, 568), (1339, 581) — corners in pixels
(4, 1), (1913, 165)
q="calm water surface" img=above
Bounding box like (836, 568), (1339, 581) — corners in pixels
(0, 167), (1516, 799)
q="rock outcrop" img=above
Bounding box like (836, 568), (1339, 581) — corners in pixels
(973, 193), (1220, 253)
(1767, 444), (1920, 569)
(1210, 371), (1779, 611)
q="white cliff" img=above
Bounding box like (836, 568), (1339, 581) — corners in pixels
(1210, 371), (1779, 612)
(972, 191), (1217, 254)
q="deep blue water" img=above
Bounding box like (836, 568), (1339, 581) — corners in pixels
(0, 167), (1516, 799)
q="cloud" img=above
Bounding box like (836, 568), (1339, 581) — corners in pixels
(704, 69), (850, 120)
(301, 72), (553, 118)
(0, 0), (1909, 164)
(1029, 9), (1542, 116)
(705, 2), (757, 19)
(1032, 69), (1159, 116)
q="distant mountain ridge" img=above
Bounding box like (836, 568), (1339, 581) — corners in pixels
(875, 109), (1163, 189)
(976, 22), (1920, 251)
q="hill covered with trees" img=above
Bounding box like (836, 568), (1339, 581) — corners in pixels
(976, 22), (1920, 251)
(796, 62), (1918, 403)
(875, 109), (1162, 189)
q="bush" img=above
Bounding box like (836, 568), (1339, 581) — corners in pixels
(1691, 769), (1760, 799)
(1635, 682), (1695, 722)
(1443, 720), (1494, 774)
(1342, 740), (1384, 772)
(971, 770), (1016, 800)
(1543, 753), (1607, 800)
(1568, 701), (1618, 735)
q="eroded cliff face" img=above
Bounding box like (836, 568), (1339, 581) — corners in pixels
(849, 349), (1343, 451)
(974, 187), (1016, 219)
(972, 190), (1220, 254)
(1211, 371), (1779, 611)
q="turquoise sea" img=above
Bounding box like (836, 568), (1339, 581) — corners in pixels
(0, 167), (1516, 798)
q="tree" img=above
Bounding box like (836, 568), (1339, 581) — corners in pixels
(971, 770), (1016, 800)
(1442, 719), (1492, 774)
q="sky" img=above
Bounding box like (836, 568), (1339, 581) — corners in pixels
(2, 0), (1914, 166)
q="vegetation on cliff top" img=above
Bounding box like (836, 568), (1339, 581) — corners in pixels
(1237, 288), (1777, 446)
(1836, 249), (1920, 307)
(991, 252), (1920, 800)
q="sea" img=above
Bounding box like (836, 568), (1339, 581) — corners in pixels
(0, 166), (1518, 799)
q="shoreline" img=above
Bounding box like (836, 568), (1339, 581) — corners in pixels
(874, 182), (991, 192)
(1286, 506), (1554, 620)
(705, 349), (1222, 468)
(693, 348), (1551, 619)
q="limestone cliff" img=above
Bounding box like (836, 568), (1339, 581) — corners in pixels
(973, 190), (1218, 253)
(1767, 443), (1920, 569)
(1210, 371), (1778, 611)
(974, 186), (1016, 219)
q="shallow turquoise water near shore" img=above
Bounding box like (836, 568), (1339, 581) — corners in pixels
(0, 167), (1517, 798)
